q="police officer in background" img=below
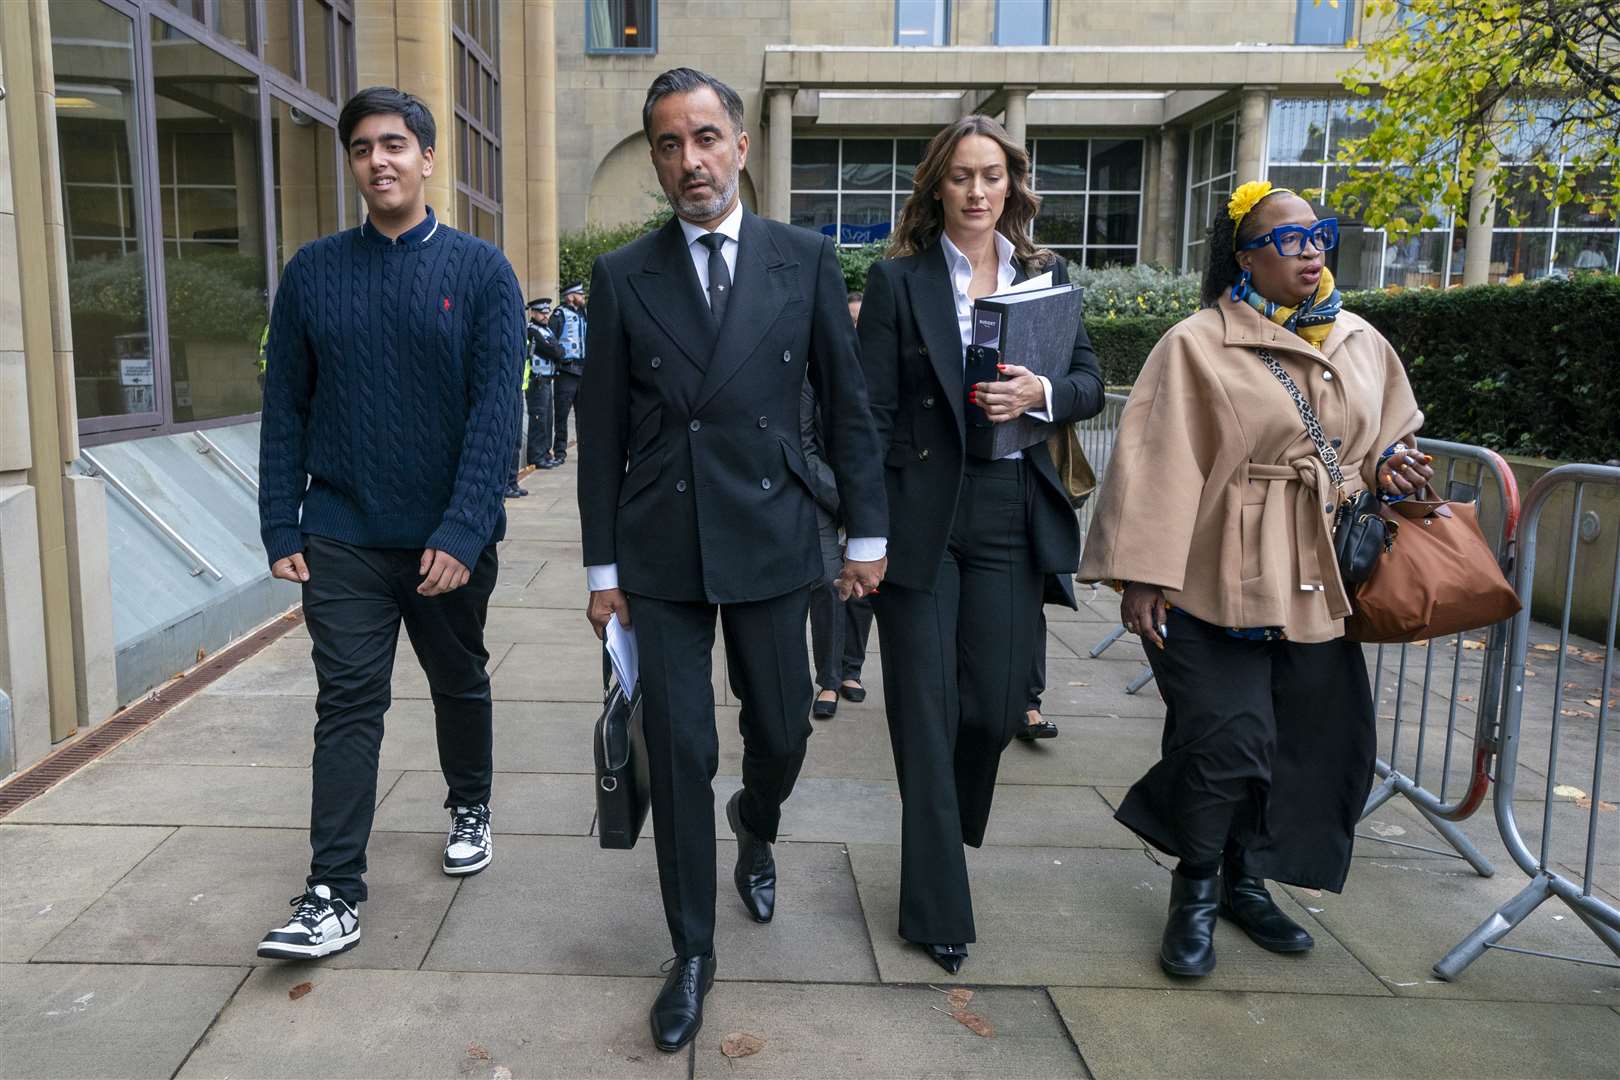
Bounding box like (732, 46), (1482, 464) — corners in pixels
(547, 282), (587, 465)
(526, 299), (565, 469)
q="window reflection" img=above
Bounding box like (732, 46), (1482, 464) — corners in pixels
(51, 0), (158, 424)
(273, 101), (341, 272)
(150, 17), (268, 424)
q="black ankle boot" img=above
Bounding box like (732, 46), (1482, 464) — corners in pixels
(1220, 865), (1314, 953)
(1160, 869), (1219, 977)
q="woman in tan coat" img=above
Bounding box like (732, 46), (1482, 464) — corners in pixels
(1079, 181), (1432, 978)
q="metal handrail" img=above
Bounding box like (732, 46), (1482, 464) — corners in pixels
(80, 450), (224, 581)
(193, 430), (259, 493)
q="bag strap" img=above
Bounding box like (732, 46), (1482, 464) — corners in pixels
(1255, 348), (1346, 494)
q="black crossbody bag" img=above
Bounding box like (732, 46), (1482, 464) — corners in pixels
(1255, 348), (1391, 586)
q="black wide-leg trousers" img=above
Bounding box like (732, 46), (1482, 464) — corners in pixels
(301, 535), (499, 904)
(873, 457), (1043, 945)
(1116, 608), (1376, 892)
(626, 587), (814, 958)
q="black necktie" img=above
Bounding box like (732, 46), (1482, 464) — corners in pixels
(697, 232), (730, 327)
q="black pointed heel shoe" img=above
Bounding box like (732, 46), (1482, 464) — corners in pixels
(812, 692), (839, 719)
(924, 943), (968, 974)
(1160, 870), (1219, 977)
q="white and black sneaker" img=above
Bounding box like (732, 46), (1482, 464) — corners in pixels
(443, 804), (493, 876)
(256, 885), (360, 960)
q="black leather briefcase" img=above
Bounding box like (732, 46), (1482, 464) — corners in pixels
(594, 666), (650, 850)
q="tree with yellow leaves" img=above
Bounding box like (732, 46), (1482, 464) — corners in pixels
(1326, 0), (1618, 241)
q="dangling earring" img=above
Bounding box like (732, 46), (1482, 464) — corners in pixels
(1230, 268), (1252, 302)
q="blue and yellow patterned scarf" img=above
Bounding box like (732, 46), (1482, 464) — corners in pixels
(1236, 267), (1341, 350)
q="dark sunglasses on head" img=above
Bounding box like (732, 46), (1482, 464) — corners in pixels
(1238, 218), (1339, 257)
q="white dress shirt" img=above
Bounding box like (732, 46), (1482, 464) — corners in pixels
(586, 203), (884, 593)
(938, 230), (1055, 460)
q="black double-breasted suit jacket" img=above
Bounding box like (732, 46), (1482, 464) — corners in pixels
(577, 210), (888, 604)
(858, 242), (1105, 600)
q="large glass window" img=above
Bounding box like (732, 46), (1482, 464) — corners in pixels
(995, 0), (1047, 45)
(151, 16), (269, 424)
(1295, 0), (1354, 45)
(587, 0), (656, 53)
(1030, 138), (1144, 267)
(454, 1), (502, 243)
(1182, 112), (1238, 273)
(1261, 97), (1617, 287)
(896, 0), (949, 45)
(53, 0), (159, 428)
(790, 138), (927, 246)
(56, 0), (354, 442)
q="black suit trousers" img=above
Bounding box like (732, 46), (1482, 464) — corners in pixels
(300, 535), (498, 904)
(627, 587), (814, 957)
(873, 457), (1042, 944)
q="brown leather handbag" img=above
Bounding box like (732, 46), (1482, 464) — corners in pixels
(1345, 491), (1521, 644)
(1046, 424), (1097, 508)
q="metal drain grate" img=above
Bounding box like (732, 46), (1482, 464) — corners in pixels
(0, 608), (305, 818)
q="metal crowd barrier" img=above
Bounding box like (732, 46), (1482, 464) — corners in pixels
(1435, 463), (1620, 980)
(1357, 439), (1521, 876)
(1074, 393), (1159, 694)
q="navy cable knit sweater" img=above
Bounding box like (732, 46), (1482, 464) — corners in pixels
(258, 210), (523, 571)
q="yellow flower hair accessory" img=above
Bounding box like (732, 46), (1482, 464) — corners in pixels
(1227, 181), (1274, 224)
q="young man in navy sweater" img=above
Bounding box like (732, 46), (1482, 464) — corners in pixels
(256, 87), (522, 960)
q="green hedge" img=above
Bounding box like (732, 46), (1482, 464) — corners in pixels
(1083, 276), (1620, 461)
(1350, 276), (1620, 460)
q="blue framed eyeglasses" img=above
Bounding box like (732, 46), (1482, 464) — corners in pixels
(1239, 218), (1339, 257)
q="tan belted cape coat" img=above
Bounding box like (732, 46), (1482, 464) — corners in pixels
(1078, 295), (1422, 643)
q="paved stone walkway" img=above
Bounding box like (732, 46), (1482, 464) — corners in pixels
(3, 460), (1617, 1079)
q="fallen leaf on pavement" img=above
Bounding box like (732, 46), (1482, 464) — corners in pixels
(287, 982), (314, 1001)
(1574, 797), (1617, 812)
(1463, 640), (1487, 651)
(1533, 643), (1559, 652)
(1560, 708), (1596, 719)
(720, 1033), (765, 1058)
(1067, 681), (1089, 687)
(467, 1044), (491, 1061)
(1459, 694), (1474, 702)
(493, 1067), (514, 1080)
(1553, 784), (1588, 800)
(1586, 698), (1602, 707)
(947, 987), (974, 1010)
(1572, 648), (1606, 663)
(950, 1010), (994, 1037)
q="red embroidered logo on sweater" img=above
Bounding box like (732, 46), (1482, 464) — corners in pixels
(442, 297), (452, 312)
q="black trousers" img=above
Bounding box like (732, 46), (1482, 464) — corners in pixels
(552, 372), (581, 457)
(627, 587), (814, 958)
(808, 581), (844, 692)
(525, 377), (555, 465)
(301, 535), (499, 904)
(1116, 608), (1376, 892)
(841, 595), (874, 682)
(1027, 609), (1047, 711)
(873, 457), (1042, 944)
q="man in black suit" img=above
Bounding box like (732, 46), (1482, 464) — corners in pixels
(576, 68), (888, 1053)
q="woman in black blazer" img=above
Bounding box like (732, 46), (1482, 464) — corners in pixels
(858, 115), (1105, 973)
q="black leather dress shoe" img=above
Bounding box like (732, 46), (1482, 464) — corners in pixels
(924, 943), (968, 974)
(726, 791), (776, 923)
(1220, 869), (1315, 953)
(1160, 870), (1219, 977)
(650, 952), (715, 1052)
